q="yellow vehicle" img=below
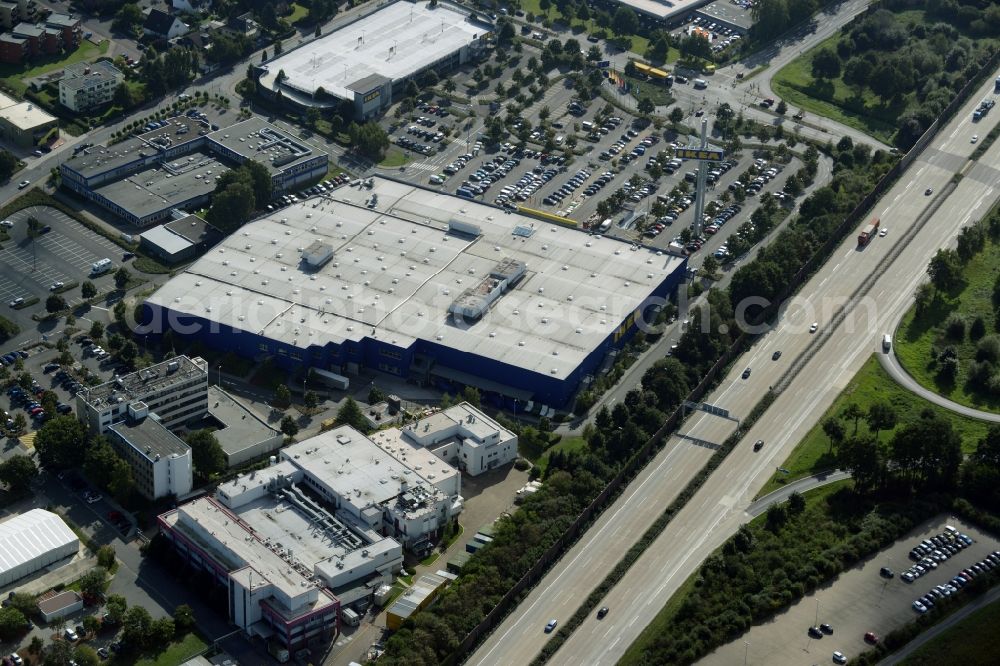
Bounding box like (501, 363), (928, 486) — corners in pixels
(703, 63), (716, 74)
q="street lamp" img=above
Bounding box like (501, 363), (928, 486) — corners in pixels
(217, 364), (222, 387)
(814, 597), (820, 627)
(743, 640), (750, 665)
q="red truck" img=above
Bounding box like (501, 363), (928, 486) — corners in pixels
(857, 217), (880, 246)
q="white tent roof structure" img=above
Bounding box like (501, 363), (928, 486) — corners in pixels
(0, 509), (79, 578)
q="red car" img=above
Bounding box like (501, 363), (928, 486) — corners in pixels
(864, 631), (879, 644)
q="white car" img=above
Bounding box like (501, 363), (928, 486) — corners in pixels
(912, 600), (927, 613)
(809, 322), (819, 333)
(64, 627), (78, 641)
(833, 651), (847, 664)
(971, 134), (979, 143)
(17, 180), (29, 189)
(0, 219), (12, 229)
(544, 619), (557, 633)
(879, 228), (888, 237)
(50, 282), (64, 291)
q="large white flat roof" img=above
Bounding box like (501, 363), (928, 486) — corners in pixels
(612, 0), (713, 21)
(262, 1), (486, 101)
(0, 509), (78, 577)
(147, 177), (684, 380)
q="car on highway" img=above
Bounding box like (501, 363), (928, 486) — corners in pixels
(17, 180), (29, 189)
(879, 227), (888, 237)
(833, 652), (847, 664)
(809, 322), (819, 333)
(544, 619), (557, 633)
(753, 440), (764, 452)
(741, 367), (751, 379)
(597, 607), (609, 619)
(925, 188), (933, 195)
(772, 350), (782, 360)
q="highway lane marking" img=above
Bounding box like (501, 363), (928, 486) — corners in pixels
(467, 439), (698, 665)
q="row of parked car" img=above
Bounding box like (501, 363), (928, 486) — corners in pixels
(542, 168), (592, 206)
(266, 176), (347, 211)
(704, 203), (744, 236)
(902, 526), (975, 582)
(911, 549), (1000, 614)
(489, 165), (560, 205)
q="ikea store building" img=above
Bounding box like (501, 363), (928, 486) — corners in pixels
(142, 178), (687, 410)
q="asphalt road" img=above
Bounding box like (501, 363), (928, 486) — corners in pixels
(878, 343), (1000, 423)
(744, 468), (851, 518)
(467, 68), (1000, 666)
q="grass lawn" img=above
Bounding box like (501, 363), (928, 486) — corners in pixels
(622, 74), (674, 107)
(0, 40), (109, 95)
(532, 434), (587, 473)
(757, 355), (992, 497)
(770, 34), (899, 145)
(287, 3), (309, 24)
(894, 234), (1000, 413)
(378, 147), (411, 168)
(134, 633), (208, 666)
(900, 597), (1000, 665)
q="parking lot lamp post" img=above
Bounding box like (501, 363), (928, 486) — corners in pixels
(217, 364), (222, 387)
(814, 598), (820, 627)
(743, 640), (749, 665)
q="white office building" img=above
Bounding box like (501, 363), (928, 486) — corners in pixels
(371, 402), (518, 476)
(106, 402), (194, 500)
(58, 60), (124, 112)
(76, 355), (209, 434)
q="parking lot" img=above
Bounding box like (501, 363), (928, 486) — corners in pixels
(0, 206), (124, 316)
(701, 516), (1000, 666)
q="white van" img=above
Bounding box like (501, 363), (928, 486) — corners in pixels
(91, 258), (112, 275)
(882, 334), (891, 352)
(693, 78), (708, 89)
(582, 121), (594, 131)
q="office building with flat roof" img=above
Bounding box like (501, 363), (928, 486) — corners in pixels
(59, 116), (327, 227)
(75, 355), (209, 434)
(59, 60), (124, 112)
(144, 177), (687, 410)
(107, 403), (193, 500)
(205, 385), (283, 468)
(0, 91), (56, 147)
(256, 1), (491, 119)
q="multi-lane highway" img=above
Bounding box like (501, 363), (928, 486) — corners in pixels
(468, 70), (1000, 666)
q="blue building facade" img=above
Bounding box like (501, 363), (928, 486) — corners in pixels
(143, 257), (686, 409)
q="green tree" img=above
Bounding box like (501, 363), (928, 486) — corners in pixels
(611, 7), (639, 37)
(112, 3), (144, 36)
(78, 567), (108, 598)
(348, 122), (390, 160)
(304, 390), (319, 409)
(108, 458), (136, 503)
(207, 180), (254, 232)
(811, 48), (841, 79)
(185, 430), (226, 478)
(637, 97), (655, 115)
(72, 646), (100, 666)
(866, 402), (897, 438)
(122, 605), (153, 650)
(927, 248), (962, 292)
(821, 416), (845, 453)
(43, 640), (74, 666)
(82, 614), (101, 637)
(173, 604), (195, 635)
(841, 403), (864, 437)
(114, 267), (130, 290)
(35, 415), (89, 470)
(775, 99), (787, 115)
(274, 383), (291, 408)
(46, 294), (66, 313)
(669, 107), (684, 124)
(105, 595), (127, 625)
(280, 415), (299, 438)
(89, 320), (104, 340)
(149, 617), (175, 646)
(96, 545), (116, 570)
(0, 454), (37, 495)
(0, 606), (26, 642)
(335, 396), (368, 431)
(0, 149), (17, 182)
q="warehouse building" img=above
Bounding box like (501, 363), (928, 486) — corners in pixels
(76, 355), (209, 434)
(370, 402), (517, 476)
(139, 213), (222, 264)
(0, 509), (79, 587)
(256, 1), (491, 119)
(59, 116), (327, 227)
(143, 177), (687, 409)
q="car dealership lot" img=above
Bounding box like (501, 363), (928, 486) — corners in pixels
(700, 516), (1000, 666)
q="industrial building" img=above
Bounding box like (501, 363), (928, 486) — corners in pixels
(59, 116), (328, 227)
(37, 590), (84, 623)
(205, 385), (283, 468)
(256, 1), (491, 119)
(58, 60), (124, 112)
(158, 423), (466, 646)
(76, 355), (209, 434)
(139, 212), (223, 264)
(692, 0), (754, 34)
(0, 509), (79, 587)
(386, 572), (453, 630)
(0, 91), (57, 148)
(143, 177), (687, 409)
(371, 402), (517, 476)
